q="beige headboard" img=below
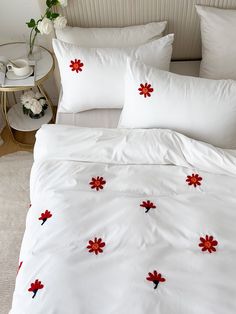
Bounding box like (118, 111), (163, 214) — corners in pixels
(56, 0), (236, 60)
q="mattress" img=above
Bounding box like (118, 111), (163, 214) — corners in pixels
(56, 61), (200, 128)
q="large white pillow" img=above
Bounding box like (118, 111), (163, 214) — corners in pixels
(53, 35), (174, 113)
(196, 5), (236, 80)
(118, 59), (236, 149)
(55, 22), (167, 47)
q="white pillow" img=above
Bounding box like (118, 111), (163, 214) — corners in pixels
(55, 22), (167, 47)
(118, 59), (236, 149)
(196, 5), (236, 80)
(53, 35), (174, 113)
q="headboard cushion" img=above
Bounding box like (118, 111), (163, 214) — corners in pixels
(56, 0), (236, 60)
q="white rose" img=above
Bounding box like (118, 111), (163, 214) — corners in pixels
(39, 98), (47, 106)
(21, 91), (35, 108)
(35, 92), (43, 99)
(58, 0), (68, 7)
(37, 18), (53, 35)
(54, 16), (67, 29)
(30, 99), (42, 115)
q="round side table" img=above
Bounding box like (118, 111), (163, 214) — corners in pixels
(0, 42), (55, 147)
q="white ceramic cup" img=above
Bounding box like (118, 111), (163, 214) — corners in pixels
(7, 59), (30, 77)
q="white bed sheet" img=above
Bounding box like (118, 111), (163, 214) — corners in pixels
(56, 61), (200, 128)
(10, 124), (236, 314)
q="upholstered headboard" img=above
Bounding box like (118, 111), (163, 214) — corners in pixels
(55, 0), (236, 60)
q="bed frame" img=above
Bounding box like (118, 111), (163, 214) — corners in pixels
(56, 0), (236, 61)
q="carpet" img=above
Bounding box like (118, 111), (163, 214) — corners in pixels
(0, 152), (33, 314)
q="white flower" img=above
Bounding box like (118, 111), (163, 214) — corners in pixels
(39, 98), (47, 106)
(35, 92), (43, 99)
(58, 0), (68, 7)
(37, 18), (53, 35)
(30, 99), (42, 115)
(21, 91), (35, 109)
(54, 16), (67, 29)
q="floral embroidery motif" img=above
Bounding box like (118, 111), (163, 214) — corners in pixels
(138, 83), (154, 98)
(87, 237), (106, 255)
(28, 279), (44, 298)
(70, 59), (84, 73)
(199, 235), (218, 253)
(38, 210), (52, 225)
(89, 176), (106, 191)
(17, 261), (23, 275)
(146, 270), (166, 289)
(186, 173), (202, 187)
(140, 200), (156, 213)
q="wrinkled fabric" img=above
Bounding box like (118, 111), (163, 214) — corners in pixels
(10, 125), (236, 314)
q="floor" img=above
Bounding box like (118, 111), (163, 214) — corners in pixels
(0, 127), (33, 157)
(0, 151), (33, 314)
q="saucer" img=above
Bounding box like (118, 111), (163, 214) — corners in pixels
(6, 67), (33, 80)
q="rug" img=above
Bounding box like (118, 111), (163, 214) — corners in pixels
(0, 152), (33, 314)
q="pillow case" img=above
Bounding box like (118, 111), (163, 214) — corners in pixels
(55, 22), (167, 47)
(118, 59), (236, 149)
(196, 5), (236, 79)
(53, 34), (174, 113)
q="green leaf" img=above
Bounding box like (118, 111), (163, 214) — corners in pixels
(26, 18), (36, 28)
(51, 13), (59, 19)
(35, 27), (40, 33)
(51, 0), (59, 6)
(46, 11), (52, 18)
(46, 0), (52, 8)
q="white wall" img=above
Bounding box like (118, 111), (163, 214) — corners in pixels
(0, 0), (59, 102)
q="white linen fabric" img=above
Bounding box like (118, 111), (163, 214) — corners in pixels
(55, 22), (167, 47)
(53, 34), (174, 112)
(10, 124), (236, 314)
(119, 60), (236, 149)
(196, 5), (236, 79)
(55, 60), (201, 129)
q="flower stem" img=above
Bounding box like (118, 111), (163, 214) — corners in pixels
(29, 29), (38, 56)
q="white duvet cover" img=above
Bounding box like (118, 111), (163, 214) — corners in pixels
(10, 125), (236, 314)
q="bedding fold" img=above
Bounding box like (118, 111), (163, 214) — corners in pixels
(35, 124), (236, 176)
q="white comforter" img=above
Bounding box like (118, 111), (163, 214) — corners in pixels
(10, 125), (236, 314)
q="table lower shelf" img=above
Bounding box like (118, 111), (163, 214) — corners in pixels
(7, 103), (53, 132)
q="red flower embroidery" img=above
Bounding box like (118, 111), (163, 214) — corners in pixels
(186, 173), (202, 187)
(87, 237), (105, 255)
(199, 235), (218, 253)
(28, 279), (44, 298)
(138, 83), (154, 98)
(89, 176), (106, 191)
(70, 59), (84, 73)
(38, 210), (52, 225)
(17, 261), (23, 275)
(146, 270), (166, 289)
(140, 200), (156, 213)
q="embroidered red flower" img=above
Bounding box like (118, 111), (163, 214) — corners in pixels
(199, 235), (218, 253)
(186, 173), (202, 187)
(140, 200), (156, 213)
(17, 261), (23, 275)
(138, 83), (154, 98)
(87, 237), (105, 255)
(89, 176), (106, 191)
(38, 210), (52, 225)
(28, 279), (44, 298)
(146, 270), (166, 289)
(70, 59), (84, 73)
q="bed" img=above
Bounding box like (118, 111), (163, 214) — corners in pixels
(10, 0), (236, 313)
